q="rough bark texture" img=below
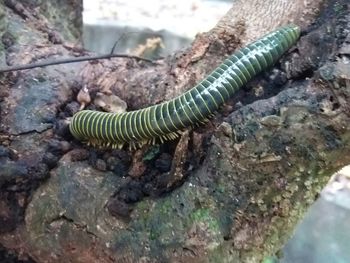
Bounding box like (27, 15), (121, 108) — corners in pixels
(1, 0), (350, 262)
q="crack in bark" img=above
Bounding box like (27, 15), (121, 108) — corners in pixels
(10, 126), (52, 137)
(47, 214), (98, 239)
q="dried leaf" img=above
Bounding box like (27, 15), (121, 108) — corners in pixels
(77, 85), (91, 110)
(94, 92), (127, 113)
(132, 37), (164, 57)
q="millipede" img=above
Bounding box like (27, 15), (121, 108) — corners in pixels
(69, 24), (301, 149)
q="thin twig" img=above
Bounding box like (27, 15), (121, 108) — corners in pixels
(109, 30), (163, 55)
(110, 28), (129, 55)
(0, 53), (158, 73)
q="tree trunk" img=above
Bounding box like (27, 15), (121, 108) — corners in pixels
(1, 0), (350, 262)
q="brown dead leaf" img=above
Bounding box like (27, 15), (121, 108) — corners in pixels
(132, 37), (164, 57)
(94, 92), (127, 113)
(77, 85), (91, 110)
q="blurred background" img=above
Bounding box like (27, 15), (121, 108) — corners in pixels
(83, 0), (232, 58)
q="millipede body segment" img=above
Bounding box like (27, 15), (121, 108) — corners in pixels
(70, 25), (301, 149)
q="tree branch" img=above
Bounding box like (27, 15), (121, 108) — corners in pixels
(0, 53), (158, 73)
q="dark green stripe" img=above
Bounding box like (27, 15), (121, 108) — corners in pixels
(210, 71), (230, 100)
(241, 47), (263, 72)
(174, 97), (192, 127)
(166, 100), (183, 130)
(134, 109), (147, 139)
(195, 84), (217, 113)
(169, 99), (186, 128)
(261, 38), (279, 62)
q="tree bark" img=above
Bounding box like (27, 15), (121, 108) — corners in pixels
(1, 0), (350, 262)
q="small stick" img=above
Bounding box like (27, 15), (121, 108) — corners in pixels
(0, 53), (157, 73)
